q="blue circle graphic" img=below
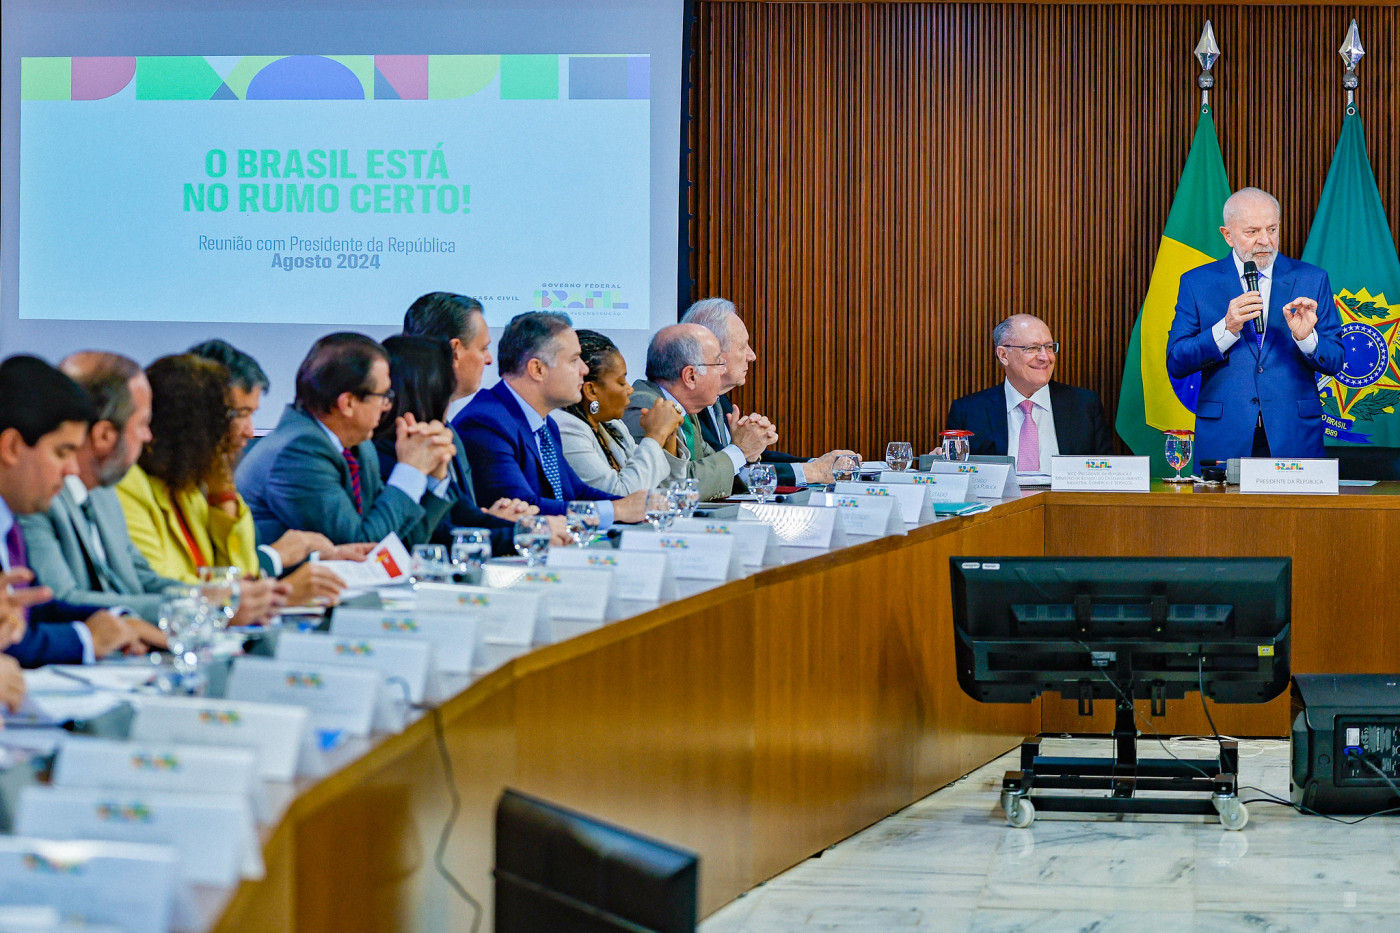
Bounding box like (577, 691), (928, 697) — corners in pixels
(1336, 322), (1388, 389)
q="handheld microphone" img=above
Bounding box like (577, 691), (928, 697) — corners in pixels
(1243, 260), (1262, 336)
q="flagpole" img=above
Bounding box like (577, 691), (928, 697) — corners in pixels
(1195, 21), (1220, 113)
(1339, 19), (1364, 116)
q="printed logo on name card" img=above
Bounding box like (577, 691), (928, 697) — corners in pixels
(130, 753), (180, 772)
(1085, 460), (1112, 469)
(1274, 461), (1305, 471)
(333, 642), (374, 656)
(956, 465), (978, 473)
(522, 572), (561, 584)
(380, 619), (419, 632)
(585, 555), (618, 566)
(658, 538), (689, 549)
(455, 594), (491, 607)
(861, 487), (890, 496)
(285, 672), (324, 689)
(23, 853), (85, 874)
(700, 524), (731, 534)
(910, 475), (939, 484)
(197, 709), (242, 726)
(836, 497), (861, 507)
(96, 802), (153, 823)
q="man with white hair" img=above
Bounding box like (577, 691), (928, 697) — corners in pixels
(1167, 187), (1343, 460)
(680, 297), (854, 485)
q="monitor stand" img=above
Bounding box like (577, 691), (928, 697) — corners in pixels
(998, 693), (1249, 830)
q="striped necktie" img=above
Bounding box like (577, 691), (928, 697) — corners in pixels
(343, 448), (364, 513)
(536, 426), (563, 498)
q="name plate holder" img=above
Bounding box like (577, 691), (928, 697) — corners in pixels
(817, 492), (905, 537)
(617, 530), (743, 581)
(546, 548), (678, 603)
(129, 696), (314, 781)
(832, 481), (932, 523)
(921, 459), (1019, 499)
(0, 837), (177, 933)
(479, 563), (613, 623)
(413, 583), (553, 672)
(669, 517), (781, 567)
(225, 656), (400, 736)
(16, 785), (260, 887)
(1050, 455), (1151, 492)
(876, 470), (974, 503)
(275, 632), (443, 705)
(330, 609), (477, 674)
(1239, 458), (1339, 495)
(53, 734), (267, 823)
(737, 502), (848, 549)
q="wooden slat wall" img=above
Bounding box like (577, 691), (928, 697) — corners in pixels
(688, 3), (1400, 458)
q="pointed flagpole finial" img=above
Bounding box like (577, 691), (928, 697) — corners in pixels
(1340, 19), (1364, 110)
(1195, 21), (1221, 108)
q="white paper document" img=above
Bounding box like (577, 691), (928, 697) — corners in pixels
(316, 531), (412, 586)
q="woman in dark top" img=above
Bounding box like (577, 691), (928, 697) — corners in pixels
(373, 335), (538, 553)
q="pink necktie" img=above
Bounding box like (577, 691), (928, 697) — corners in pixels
(1016, 399), (1040, 472)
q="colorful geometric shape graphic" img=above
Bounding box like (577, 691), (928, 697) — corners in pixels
(501, 55), (559, 100)
(22, 58), (72, 101)
(246, 56), (364, 100)
(375, 55), (428, 100)
(135, 56), (223, 100)
(428, 55), (499, 99)
(72, 57), (136, 100)
(568, 55), (649, 100)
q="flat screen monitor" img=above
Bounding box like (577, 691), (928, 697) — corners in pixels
(950, 556), (1291, 706)
(494, 789), (698, 933)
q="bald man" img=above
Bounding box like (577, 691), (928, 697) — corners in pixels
(945, 314), (1113, 467)
(624, 324), (776, 500)
(1167, 187), (1343, 460)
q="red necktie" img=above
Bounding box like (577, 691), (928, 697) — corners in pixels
(6, 523), (30, 623)
(343, 448), (364, 513)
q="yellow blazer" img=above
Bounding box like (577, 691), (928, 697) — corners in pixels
(114, 464), (259, 584)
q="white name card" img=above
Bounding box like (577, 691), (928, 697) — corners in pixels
(546, 548), (677, 602)
(0, 837), (176, 933)
(479, 563), (613, 622)
(225, 656), (394, 736)
(736, 503), (848, 549)
(331, 609), (477, 674)
(53, 734), (265, 822)
(1050, 455), (1151, 492)
(617, 530), (742, 580)
(276, 632), (441, 705)
(817, 492), (905, 537)
(669, 517), (780, 567)
(129, 696), (310, 781)
(413, 583), (553, 651)
(16, 785), (258, 887)
(876, 470), (974, 503)
(922, 460), (1018, 499)
(1239, 457), (1340, 495)
(832, 481), (932, 523)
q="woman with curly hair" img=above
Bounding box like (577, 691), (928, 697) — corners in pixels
(115, 354), (286, 620)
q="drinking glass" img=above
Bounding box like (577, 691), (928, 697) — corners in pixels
(885, 441), (913, 472)
(196, 566), (241, 631)
(411, 544), (450, 583)
(565, 500), (601, 546)
(156, 585), (216, 695)
(749, 464), (778, 503)
(645, 489), (679, 531)
(831, 454), (861, 484)
(513, 515), (551, 566)
(668, 478), (702, 519)
(450, 528), (492, 582)
(1163, 430), (1195, 483)
(929, 430), (973, 462)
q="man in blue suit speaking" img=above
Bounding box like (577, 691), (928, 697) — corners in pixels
(1167, 187), (1344, 461)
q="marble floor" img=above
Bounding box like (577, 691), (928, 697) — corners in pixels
(701, 737), (1400, 932)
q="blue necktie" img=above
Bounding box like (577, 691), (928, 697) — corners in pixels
(536, 425), (563, 498)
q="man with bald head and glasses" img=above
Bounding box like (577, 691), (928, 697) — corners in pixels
(944, 314), (1114, 468)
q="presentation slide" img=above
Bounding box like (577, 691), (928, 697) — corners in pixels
(20, 53), (650, 329)
(1, 0), (686, 424)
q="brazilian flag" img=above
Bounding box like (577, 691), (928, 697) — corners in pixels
(1116, 106), (1231, 476)
(1303, 105), (1400, 447)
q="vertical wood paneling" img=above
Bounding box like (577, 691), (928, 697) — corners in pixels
(689, 3), (1400, 458)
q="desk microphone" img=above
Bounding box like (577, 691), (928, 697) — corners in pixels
(1243, 260), (1262, 336)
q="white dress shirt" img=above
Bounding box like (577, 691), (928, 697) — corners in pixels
(1004, 381), (1060, 469)
(1212, 251), (1319, 356)
(502, 382), (615, 528)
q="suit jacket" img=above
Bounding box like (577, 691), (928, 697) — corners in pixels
(550, 409), (681, 496)
(623, 380), (741, 501)
(236, 405), (451, 546)
(375, 431), (515, 555)
(115, 465), (260, 584)
(1167, 254), (1344, 460)
(702, 395), (805, 486)
(453, 380), (620, 515)
(5, 606), (87, 668)
(18, 484), (180, 620)
(945, 381), (1115, 459)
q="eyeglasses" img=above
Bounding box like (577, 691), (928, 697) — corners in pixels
(692, 357), (728, 372)
(226, 407), (256, 421)
(359, 388), (397, 405)
(1001, 343), (1060, 356)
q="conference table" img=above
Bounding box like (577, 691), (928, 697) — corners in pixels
(210, 482), (1400, 932)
